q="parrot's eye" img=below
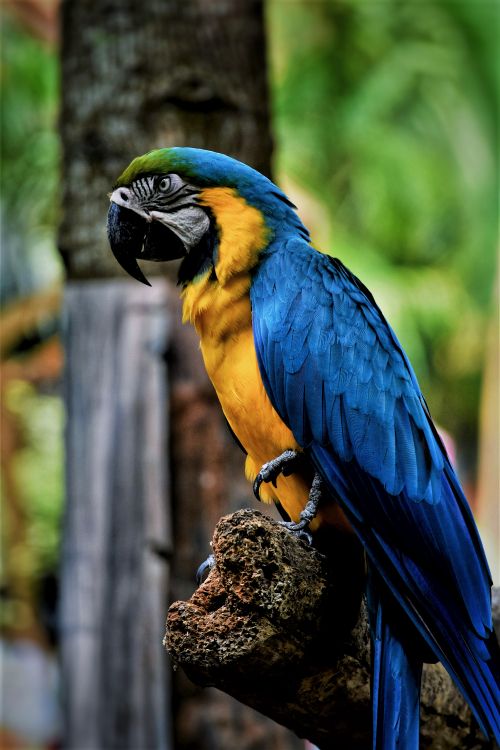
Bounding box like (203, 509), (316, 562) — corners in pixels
(158, 177), (171, 192)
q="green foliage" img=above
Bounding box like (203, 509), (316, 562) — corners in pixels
(0, 18), (63, 636)
(269, 0), (498, 461)
(0, 15), (62, 300)
(4, 380), (64, 578)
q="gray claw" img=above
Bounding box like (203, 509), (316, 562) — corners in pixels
(253, 450), (301, 501)
(196, 554), (215, 585)
(253, 472), (265, 501)
(279, 472), (324, 544)
(279, 520), (313, 546)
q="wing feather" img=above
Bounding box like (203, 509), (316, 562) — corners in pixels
(251, 237), (500, 737)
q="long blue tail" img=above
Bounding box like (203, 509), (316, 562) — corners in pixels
(312, 443), (500, 743)
(368, 570), (423, 750)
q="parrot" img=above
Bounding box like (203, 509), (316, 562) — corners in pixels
(107, 147), (500, 748)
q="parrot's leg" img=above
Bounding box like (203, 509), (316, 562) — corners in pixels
(279, 472), (324, 544)
(253, 449), (303, 501)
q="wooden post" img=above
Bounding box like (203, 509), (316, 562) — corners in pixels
(60, 279), (173, 749)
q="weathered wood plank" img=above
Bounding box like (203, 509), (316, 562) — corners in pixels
(60, 279), (172, 749)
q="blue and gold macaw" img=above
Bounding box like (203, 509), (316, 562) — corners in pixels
(107, 148), (500, 748)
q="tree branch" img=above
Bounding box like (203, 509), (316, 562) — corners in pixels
(165, 509), (498, 749)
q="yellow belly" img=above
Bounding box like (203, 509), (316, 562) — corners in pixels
(201, 326), (312, 524)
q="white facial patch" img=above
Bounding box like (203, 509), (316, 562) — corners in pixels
(150, 206), (210, 250)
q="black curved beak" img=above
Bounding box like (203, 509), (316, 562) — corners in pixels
(107, 202), (186, 286)
(107, 202), (150, 285)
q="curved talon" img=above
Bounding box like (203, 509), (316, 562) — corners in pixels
(298, 530), (313, 546)
(279, 520), (313, 546)
(196, 553), (215, 585)
(253, 473), (264, 501)
(253, 450), (301, 501)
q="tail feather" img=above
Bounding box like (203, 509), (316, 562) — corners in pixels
(313, 444), (500, 742)
(368, 570), (422, 750)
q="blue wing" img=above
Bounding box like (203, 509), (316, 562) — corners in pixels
(251, 237), (500, 739)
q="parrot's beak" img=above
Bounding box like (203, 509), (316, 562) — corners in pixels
(107, 201), (185, 286)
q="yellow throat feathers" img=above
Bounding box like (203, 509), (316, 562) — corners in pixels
(181, 187), (270, 338)
(180, 188), (317, 525)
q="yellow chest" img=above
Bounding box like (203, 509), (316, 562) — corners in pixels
(180, 187), (311, 523)
(200, 304), (296, 469)
(199, 298), (312, 523)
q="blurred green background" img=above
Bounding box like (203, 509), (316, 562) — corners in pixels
(1, 9), (63, 643)
(269, 0), (498, 469)
(0, 0), (498, 737)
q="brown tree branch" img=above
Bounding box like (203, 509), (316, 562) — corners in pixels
(165, 509), (498, 750)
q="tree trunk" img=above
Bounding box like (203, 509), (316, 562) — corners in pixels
(166, 510), (499, 750)
(58, 1), (299, 748)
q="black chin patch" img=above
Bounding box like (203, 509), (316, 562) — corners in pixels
(177, 208), (219, 286)
(142, 219), (185, 262)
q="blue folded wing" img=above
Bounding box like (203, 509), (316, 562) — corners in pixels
(251, 237), (500, 739)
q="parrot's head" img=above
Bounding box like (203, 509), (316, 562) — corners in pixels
(107, 147), (307, 286)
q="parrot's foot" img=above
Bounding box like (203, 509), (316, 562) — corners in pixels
(196, 553), (215, 585)
(253, 449), (303, 501)
(279, 472), (324, 545)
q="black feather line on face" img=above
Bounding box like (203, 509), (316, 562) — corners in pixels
(177, 207), (219, 286)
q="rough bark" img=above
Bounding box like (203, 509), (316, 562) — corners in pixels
(166, 509), (499, 750)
